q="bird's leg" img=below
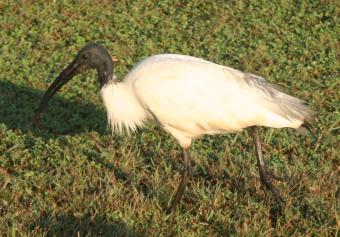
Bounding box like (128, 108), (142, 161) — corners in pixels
(252, 126), (284, 207)
(167, 148), (191, 213)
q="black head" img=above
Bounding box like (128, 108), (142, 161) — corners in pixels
(34, 43), (114, 124)
(77, 43), (114, 86)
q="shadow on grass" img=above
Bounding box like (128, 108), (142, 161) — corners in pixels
(30, 211), (143, 237)
(0, 80), (108, 137)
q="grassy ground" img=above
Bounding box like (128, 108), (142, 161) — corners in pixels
(0, 0), (339, 236)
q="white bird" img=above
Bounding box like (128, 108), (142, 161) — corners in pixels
(35, 43), (313, 213)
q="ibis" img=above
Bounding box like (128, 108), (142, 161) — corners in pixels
(35, 43), (313, 213)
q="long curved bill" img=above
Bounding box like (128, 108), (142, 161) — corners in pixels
(34, 59), (81, 125)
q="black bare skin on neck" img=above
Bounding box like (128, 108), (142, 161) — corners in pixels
(77, 43), (114, 88)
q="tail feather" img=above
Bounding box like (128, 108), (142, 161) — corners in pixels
(243, 73), (315, 128)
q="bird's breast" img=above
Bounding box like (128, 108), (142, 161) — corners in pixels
(100, 82), (148, 133)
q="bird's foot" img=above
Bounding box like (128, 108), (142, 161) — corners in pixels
(166, 199), (177, 214)
(259, 167), (285, 209)
(266, 170), (287, 182)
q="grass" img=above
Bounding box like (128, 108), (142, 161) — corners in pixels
(0, 0), (339, 236)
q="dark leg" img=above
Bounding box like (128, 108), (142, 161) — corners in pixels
(166, 148), (191, 213)
(252, 126), (284, 207)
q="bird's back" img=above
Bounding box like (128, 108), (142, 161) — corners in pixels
(121, 54), (313, 146)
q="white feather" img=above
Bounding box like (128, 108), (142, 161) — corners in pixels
(100, 81), (148, 133)
(101, 54), (313, 147)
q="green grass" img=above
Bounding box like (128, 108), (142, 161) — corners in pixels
(0, 0), (339, 236)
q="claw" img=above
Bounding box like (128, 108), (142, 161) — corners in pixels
(259, 167), (285, 206)
(266, 170), (287, 182)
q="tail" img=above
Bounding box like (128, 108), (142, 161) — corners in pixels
(243, 73), (315, 130)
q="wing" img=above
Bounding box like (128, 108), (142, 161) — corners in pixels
(125, 54), (312, 140)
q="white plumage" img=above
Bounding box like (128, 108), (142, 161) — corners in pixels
(36, 44), (314, 212)
(100, 54), (312, 148)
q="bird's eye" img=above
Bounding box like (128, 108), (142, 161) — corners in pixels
(82, 54), (88, 60)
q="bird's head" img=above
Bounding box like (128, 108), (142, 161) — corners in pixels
(34, 43), (114, 124)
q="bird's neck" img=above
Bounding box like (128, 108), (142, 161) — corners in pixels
(100, 82), (148, 133)
(97, 64), (114, 88)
